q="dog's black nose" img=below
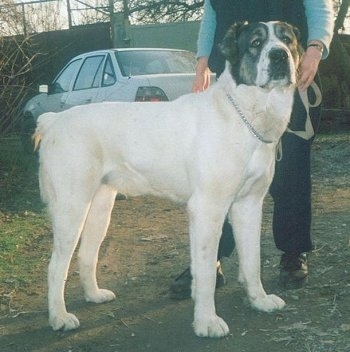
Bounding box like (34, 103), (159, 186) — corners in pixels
(269, 49), (288, 63)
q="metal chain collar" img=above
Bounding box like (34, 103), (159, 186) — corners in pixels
(226, 92), (273, 144)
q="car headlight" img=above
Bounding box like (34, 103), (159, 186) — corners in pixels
(135, 86), (169, 102)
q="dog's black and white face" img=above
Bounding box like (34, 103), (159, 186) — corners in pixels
(220, 21), (302, 89)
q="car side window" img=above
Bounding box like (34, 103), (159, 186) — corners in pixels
(73, 55), (105, 91)
(51, 59), (82, 94)
(102, 55), (116, 87)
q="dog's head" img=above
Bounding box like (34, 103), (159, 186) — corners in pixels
(220, 21), (303, 89)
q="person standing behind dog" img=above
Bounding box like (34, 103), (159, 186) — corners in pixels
(170, 0), (334, 299)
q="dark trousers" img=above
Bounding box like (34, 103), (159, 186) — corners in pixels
(217, 83), (321, 259)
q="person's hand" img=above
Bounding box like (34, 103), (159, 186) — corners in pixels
(298, 45), (322, 91)
(192, 57), (211, 92)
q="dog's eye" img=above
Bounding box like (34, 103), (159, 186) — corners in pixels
(282, 36), (292, 45)
(251, 39), (262, 48)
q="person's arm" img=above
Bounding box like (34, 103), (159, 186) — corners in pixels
(192, 0), (216, 92)
(304, 0), (334, 58)
(196, 0), (216, 58)
(299, 0), (334, 90)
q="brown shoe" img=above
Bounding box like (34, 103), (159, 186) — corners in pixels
(279, 253), (308, 289)
(169, 262), (226, 300)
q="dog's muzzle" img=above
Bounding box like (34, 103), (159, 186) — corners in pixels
(268, 48), (291, 82)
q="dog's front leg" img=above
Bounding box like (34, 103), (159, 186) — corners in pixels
(230, 197), (285, 312)
(188, 195), (230, 338)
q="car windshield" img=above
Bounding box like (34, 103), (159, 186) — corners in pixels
(115, 50), (196, 77)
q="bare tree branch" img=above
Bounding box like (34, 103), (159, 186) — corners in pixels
(0, 1), (37, 134)
(127, 0), (204, 23)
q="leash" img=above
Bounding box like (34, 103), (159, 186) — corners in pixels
(276, 81), (322, 161)
(287, 81), (322, 140)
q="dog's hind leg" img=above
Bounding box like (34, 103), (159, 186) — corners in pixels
(188, 194), (230, 338)
(229, 198), (285, 312)
(78, 184), (117, 304)
(48, 199), (91, 331)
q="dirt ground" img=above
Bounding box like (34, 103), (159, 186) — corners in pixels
(1, 133), (350, 352)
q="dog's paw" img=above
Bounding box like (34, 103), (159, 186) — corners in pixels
(50, 312), (80, 331)
(251, 294), (285, 312)
(85, 289), (116, 304)
(193, 315), (229, 338)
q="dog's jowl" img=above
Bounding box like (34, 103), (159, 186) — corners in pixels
(34, 21), (302, 338)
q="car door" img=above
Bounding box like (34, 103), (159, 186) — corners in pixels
(94, 53), (130, 102)
(63, 54), (105, 109)
(43, 58), (82, 113)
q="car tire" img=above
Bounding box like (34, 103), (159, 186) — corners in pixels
(21, 114), (36, 154)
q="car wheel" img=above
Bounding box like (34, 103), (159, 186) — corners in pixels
(21, 114), (36, 154)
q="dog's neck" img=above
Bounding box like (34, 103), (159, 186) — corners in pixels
(218, 67), (296, 143)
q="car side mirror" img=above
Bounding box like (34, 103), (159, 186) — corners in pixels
(39, 85), (48, 94)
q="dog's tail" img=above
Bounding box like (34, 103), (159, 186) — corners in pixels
(33, 112), (59, 151)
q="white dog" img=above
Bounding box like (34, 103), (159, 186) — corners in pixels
(34, 21), (302, 338)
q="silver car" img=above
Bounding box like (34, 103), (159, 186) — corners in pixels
(21, 48), (197, 152)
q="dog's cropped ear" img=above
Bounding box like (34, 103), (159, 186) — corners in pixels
(292, 25), (301, 42)
(288, 24), (304, 62)
(219, 21), (248, 63)
(292, 25), (305, 58)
